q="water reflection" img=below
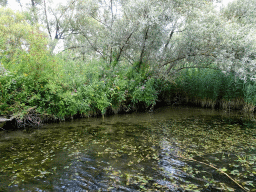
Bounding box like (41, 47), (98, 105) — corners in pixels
(0, 106), (255, 191)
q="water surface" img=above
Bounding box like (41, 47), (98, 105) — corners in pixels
(0, 107), (255, 191)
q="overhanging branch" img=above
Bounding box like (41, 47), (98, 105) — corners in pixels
(81, 33), (106, 60)
(162, 52), (217, 67)
(61, 45), (87, 52)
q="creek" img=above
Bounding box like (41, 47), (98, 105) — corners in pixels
(0, 106), (255, 191)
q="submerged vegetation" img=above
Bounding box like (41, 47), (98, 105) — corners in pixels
(1, 0), (256, 128)
(0, 109), (255, 191)
(160, 116), (256, 191)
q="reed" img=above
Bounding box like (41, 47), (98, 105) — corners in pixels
(243, 103), (255, 112)
(174, 68), (254, 111)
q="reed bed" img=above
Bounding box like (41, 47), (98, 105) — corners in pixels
(173, 69), (256, 112)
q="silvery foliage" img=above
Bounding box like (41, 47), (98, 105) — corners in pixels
(64, 0), (201, 64)
(0, 0), (7, 6)
(223, 0), (256, 25)
(220, 0), (256, 81)
(62, 0), (256, 80)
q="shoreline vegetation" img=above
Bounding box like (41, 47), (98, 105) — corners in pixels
(1, 0), (256, 130)
(1, 67), (256, 130)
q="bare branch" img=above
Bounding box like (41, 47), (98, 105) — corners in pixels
(174, 66), (220, 72)
(163, 28), (175, 53)
(81, 33), (106, 60)
(43, 0), (52, 39)
(138, 26), (150, 66)
(115, 31), (135, 63)
(89, 13), (111, 29)
(61, 45), (87, 52)
(163, 52), (217, 67)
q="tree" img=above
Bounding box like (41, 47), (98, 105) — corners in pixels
(0, 8), (58, 80)
(222, 0), (256, 26)
(62, 0), (211, 67)
(219, 0), (256, 81)
(5, 0), (255, 81)
(3, 0), (76, 53)
(0, 0), (7, 6)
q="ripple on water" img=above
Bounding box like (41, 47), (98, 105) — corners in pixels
(0, 106), (255, 191)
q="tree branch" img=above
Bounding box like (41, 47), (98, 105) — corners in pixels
(115, 31), (135, 64)
(43, 0), (52, 39)
(89, 13), (111, 29)
(81, 33), (106, 60)
(174, 66), (220, 72)
(138, 26), (150, 66)
(61, 45), (87, 52)
(163, 21), (177, 53)
(163, 52), (217, 67)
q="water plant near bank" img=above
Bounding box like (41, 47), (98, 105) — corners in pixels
(0, 107), (255, 191)
(175, 68), (256, 112)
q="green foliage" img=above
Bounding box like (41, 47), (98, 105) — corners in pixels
(174, 68), (246, 108)
(243, 81), (256, 105)
(130, 77), (157, 107)
(0, 73), (27, 114)
(177, 69), (219, 100)
(1, 44), (163, 119)
(2, 2), (256, 124)
(57, 55), (159, 115)
(0, 8), (62, 117)
(221, 72), (244, 100)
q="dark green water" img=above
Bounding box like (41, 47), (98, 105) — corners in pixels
(0, 107), (255, 192)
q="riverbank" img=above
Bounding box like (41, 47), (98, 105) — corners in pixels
(1, 95), (256, 130)
(1, 6), (256, 130)
(0, 116), (12, 130)
(2, 61), (256, 130)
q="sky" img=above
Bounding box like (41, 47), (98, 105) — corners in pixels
(221, 0), (236, 6)
(6, 0), (62, 10)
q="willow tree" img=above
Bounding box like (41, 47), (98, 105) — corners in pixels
(220, 0), (256, 81)
(1, 0), (76, 53)
(3, 0), (256, 80)
(62, 0), (211, 65)
(61, 0), (255, 78)
(0, 0), (7, 6)
(9, 0), (251, 81)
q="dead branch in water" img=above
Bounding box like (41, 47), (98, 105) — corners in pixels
(178, 154), (248, 191)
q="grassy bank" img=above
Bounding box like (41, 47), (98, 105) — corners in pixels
(2, 59), (256, 129)
(1, 55), (162, 128)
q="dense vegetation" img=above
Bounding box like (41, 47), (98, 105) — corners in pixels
(0, 0), (256, 128)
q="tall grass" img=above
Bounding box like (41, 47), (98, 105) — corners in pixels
(174, 68), (255, 111)
(243, 81), (256, 112)
(57, 55), (159, 116)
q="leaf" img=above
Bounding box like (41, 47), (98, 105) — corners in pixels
(230, 170), (240, 175)
(220, 168), (227, 172)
